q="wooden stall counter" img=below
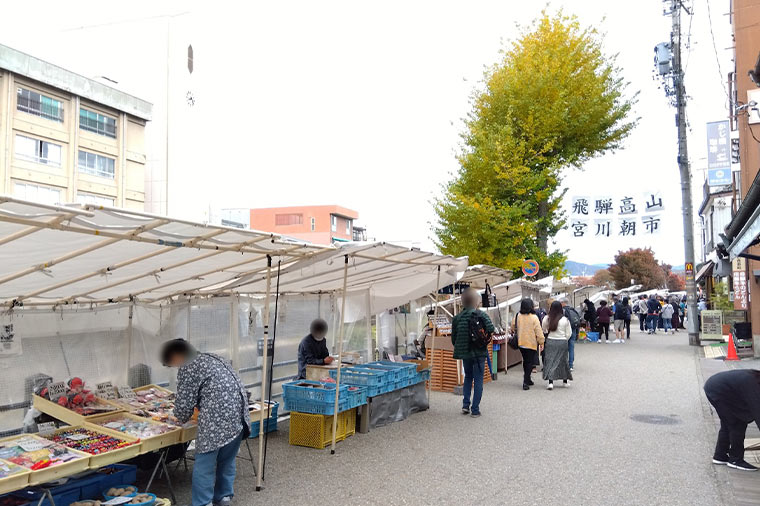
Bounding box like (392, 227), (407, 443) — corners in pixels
(427, 336), (492, 393)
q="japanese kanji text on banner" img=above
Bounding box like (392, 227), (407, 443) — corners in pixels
(569, 193), (664, 238)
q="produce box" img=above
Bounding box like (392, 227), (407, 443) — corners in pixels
(33, 395), (121, 426)
(403, 358), (430, 372)
(112, 385), (197, 444)
(41, 426), (140, 469)
(288, 408), (356, 449)
(81, 464), (137, 499)
(0, 434), (90, 485)
(0, 460), (30, 495)
(86, 413), (180, 454)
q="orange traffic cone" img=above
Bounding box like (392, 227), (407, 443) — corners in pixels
(726, 332), (740, 361)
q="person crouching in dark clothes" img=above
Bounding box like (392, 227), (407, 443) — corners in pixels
(297, 318), (333, 379)
(704, 369), (760, 471)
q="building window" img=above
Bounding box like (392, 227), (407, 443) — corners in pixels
(80, 108), (117, 138)
(15, 135), (62, 167)
(331, 215), (337, 232)
(275, 213), (303, 226)
(78, 150), (115, 179)
(76, 192), (114, 207)
(310, 217), (316, 231)
(346, 219), (351, 235)
(17, 88), (64, 122)
(13, 181), (62, 205)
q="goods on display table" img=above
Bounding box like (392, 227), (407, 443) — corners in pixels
(42, 427), (140, 468)
(88, 413), (180, 453)
(33, 378), (119, 424)
(0, 461), (29, 495)
(103, 485), (137, 499)
(110, 385), (197, 443)
(0, 435), (89, 485)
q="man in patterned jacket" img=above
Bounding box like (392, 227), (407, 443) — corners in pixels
(161, 339), (251, 506)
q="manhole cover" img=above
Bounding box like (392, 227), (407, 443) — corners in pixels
(630, 414), (681, 425)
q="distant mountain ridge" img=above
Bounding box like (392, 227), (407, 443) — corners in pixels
(565, 260), (685, 277)
(564, 260), (609, 277)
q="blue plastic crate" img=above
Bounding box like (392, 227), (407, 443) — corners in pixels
(373, 361), (417, 379)
(329, 367), (387, 387)
(14, 486), (81, 506)
(355, 363), (403, 381)
(282, 380), (348, 403)
(250, 417), (278, 437)
(345, 385), (368, 407)
(284, 396), (352, 415)
(586, 331), (600, 342)
(81, 465), (137, 500)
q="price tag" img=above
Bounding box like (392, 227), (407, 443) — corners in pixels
(103, 497), (134, 505)
(37, 422), (57, 436)
(18, 438), (47, 452)
(67, 434), (89, 441)
(97, 381), (116, 400)
(47, 381), (67, 401)
(117, 386), (136, 400)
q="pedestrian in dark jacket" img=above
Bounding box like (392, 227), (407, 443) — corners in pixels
(646, 295), (661, 334)
(596, 300), (613, 343)
(161, 339), (250, 506)
(583, 299), (597, 332)
(452, 288), (494, 417)
(297, 319), (333, 379)
(704, 370), (760, 471)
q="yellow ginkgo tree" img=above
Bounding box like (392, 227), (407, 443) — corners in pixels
(434, 10), (638, 276)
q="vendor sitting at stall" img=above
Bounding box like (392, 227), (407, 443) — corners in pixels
(161, 339), (250, 506)
(297, 318), (334, 379)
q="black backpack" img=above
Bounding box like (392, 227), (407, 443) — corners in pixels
(564, 307), (581, 330)
(468, 311), (492, 349)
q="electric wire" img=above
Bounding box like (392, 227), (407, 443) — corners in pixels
(704, 0), (732, 106)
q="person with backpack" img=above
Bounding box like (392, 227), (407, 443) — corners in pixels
(646, 294), (661, 334)
(612, 297), (631, 343)
(560, 298), (580, 371)
(542, 301), (573, 390)
(513, 298), (545, 390)
(451, 288), (494, 417)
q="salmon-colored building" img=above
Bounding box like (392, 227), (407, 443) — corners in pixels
(249, 205), (360, 245)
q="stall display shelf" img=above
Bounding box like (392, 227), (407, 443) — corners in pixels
(86, 413), (181, 454)
(42, 426), (140, 469)
(0, 434), (90, 486)
(288, 408), (356, 449)
(32, 395), (122, 427)
(427, 343), (492, 393)
(0, 460), (31, 495)
(111, 385), (198, 443)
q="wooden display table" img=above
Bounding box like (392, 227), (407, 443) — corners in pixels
(426, 336), (492, 392)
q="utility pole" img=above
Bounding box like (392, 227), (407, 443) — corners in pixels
(659, 0), (699, 345)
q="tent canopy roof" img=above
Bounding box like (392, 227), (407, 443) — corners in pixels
(459, 264), (512, 288)
(0, 198), (467, 311)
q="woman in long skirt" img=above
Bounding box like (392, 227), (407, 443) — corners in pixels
(670, 300), (681, 332)
(541, 301), (573, 389)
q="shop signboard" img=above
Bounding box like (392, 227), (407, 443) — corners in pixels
(700, 310), (723, 340)
(732, 257), (748, 311)
(706, 120), (731, 187)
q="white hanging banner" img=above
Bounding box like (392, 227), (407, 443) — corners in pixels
(568, 194), (665, 238)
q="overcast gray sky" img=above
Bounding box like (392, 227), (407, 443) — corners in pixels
(1, 0), (734, 267)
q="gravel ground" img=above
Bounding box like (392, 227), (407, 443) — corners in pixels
(146, 329), (729, 506)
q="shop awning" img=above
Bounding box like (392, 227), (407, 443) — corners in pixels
(217, 242), (468, 314)
(695, 261), (714, 283)
(724, 168), (760, 259)
(0, 197), (328, 305)
(458, 264), (513, 288)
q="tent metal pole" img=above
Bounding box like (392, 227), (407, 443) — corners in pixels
(365, 289), (372, 363)
(330, 255), (349, 454)
(256, 256), (272, 491)
(230, 296), (240, 372)
(427, 265), (442, 401)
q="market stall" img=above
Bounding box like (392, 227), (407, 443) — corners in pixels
(0, 198), (469, 498)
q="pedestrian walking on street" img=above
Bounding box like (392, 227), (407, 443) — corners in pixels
(612, 297), (631, 343)
(661, 302), (674, 334)
(514, 298), (545, 391)
(583, 299), (597, 333)
(637, 295), (649, 331)
(596, 300), (613, 343)
(704, 369), (760, 471)
(560, 298), (580, 371)
(623, 296), (632, 340)
(679, 297), (687, 329)
(451, 288), (494, 417)
(646, 294), (661, 334)
(541, 301), (573, 390)
(670, 299), (680, 332)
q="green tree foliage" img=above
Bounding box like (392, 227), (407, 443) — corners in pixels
(434, 11), (637, 275)
(711, 282), (734, 312)
(608, 248), (665, 290)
